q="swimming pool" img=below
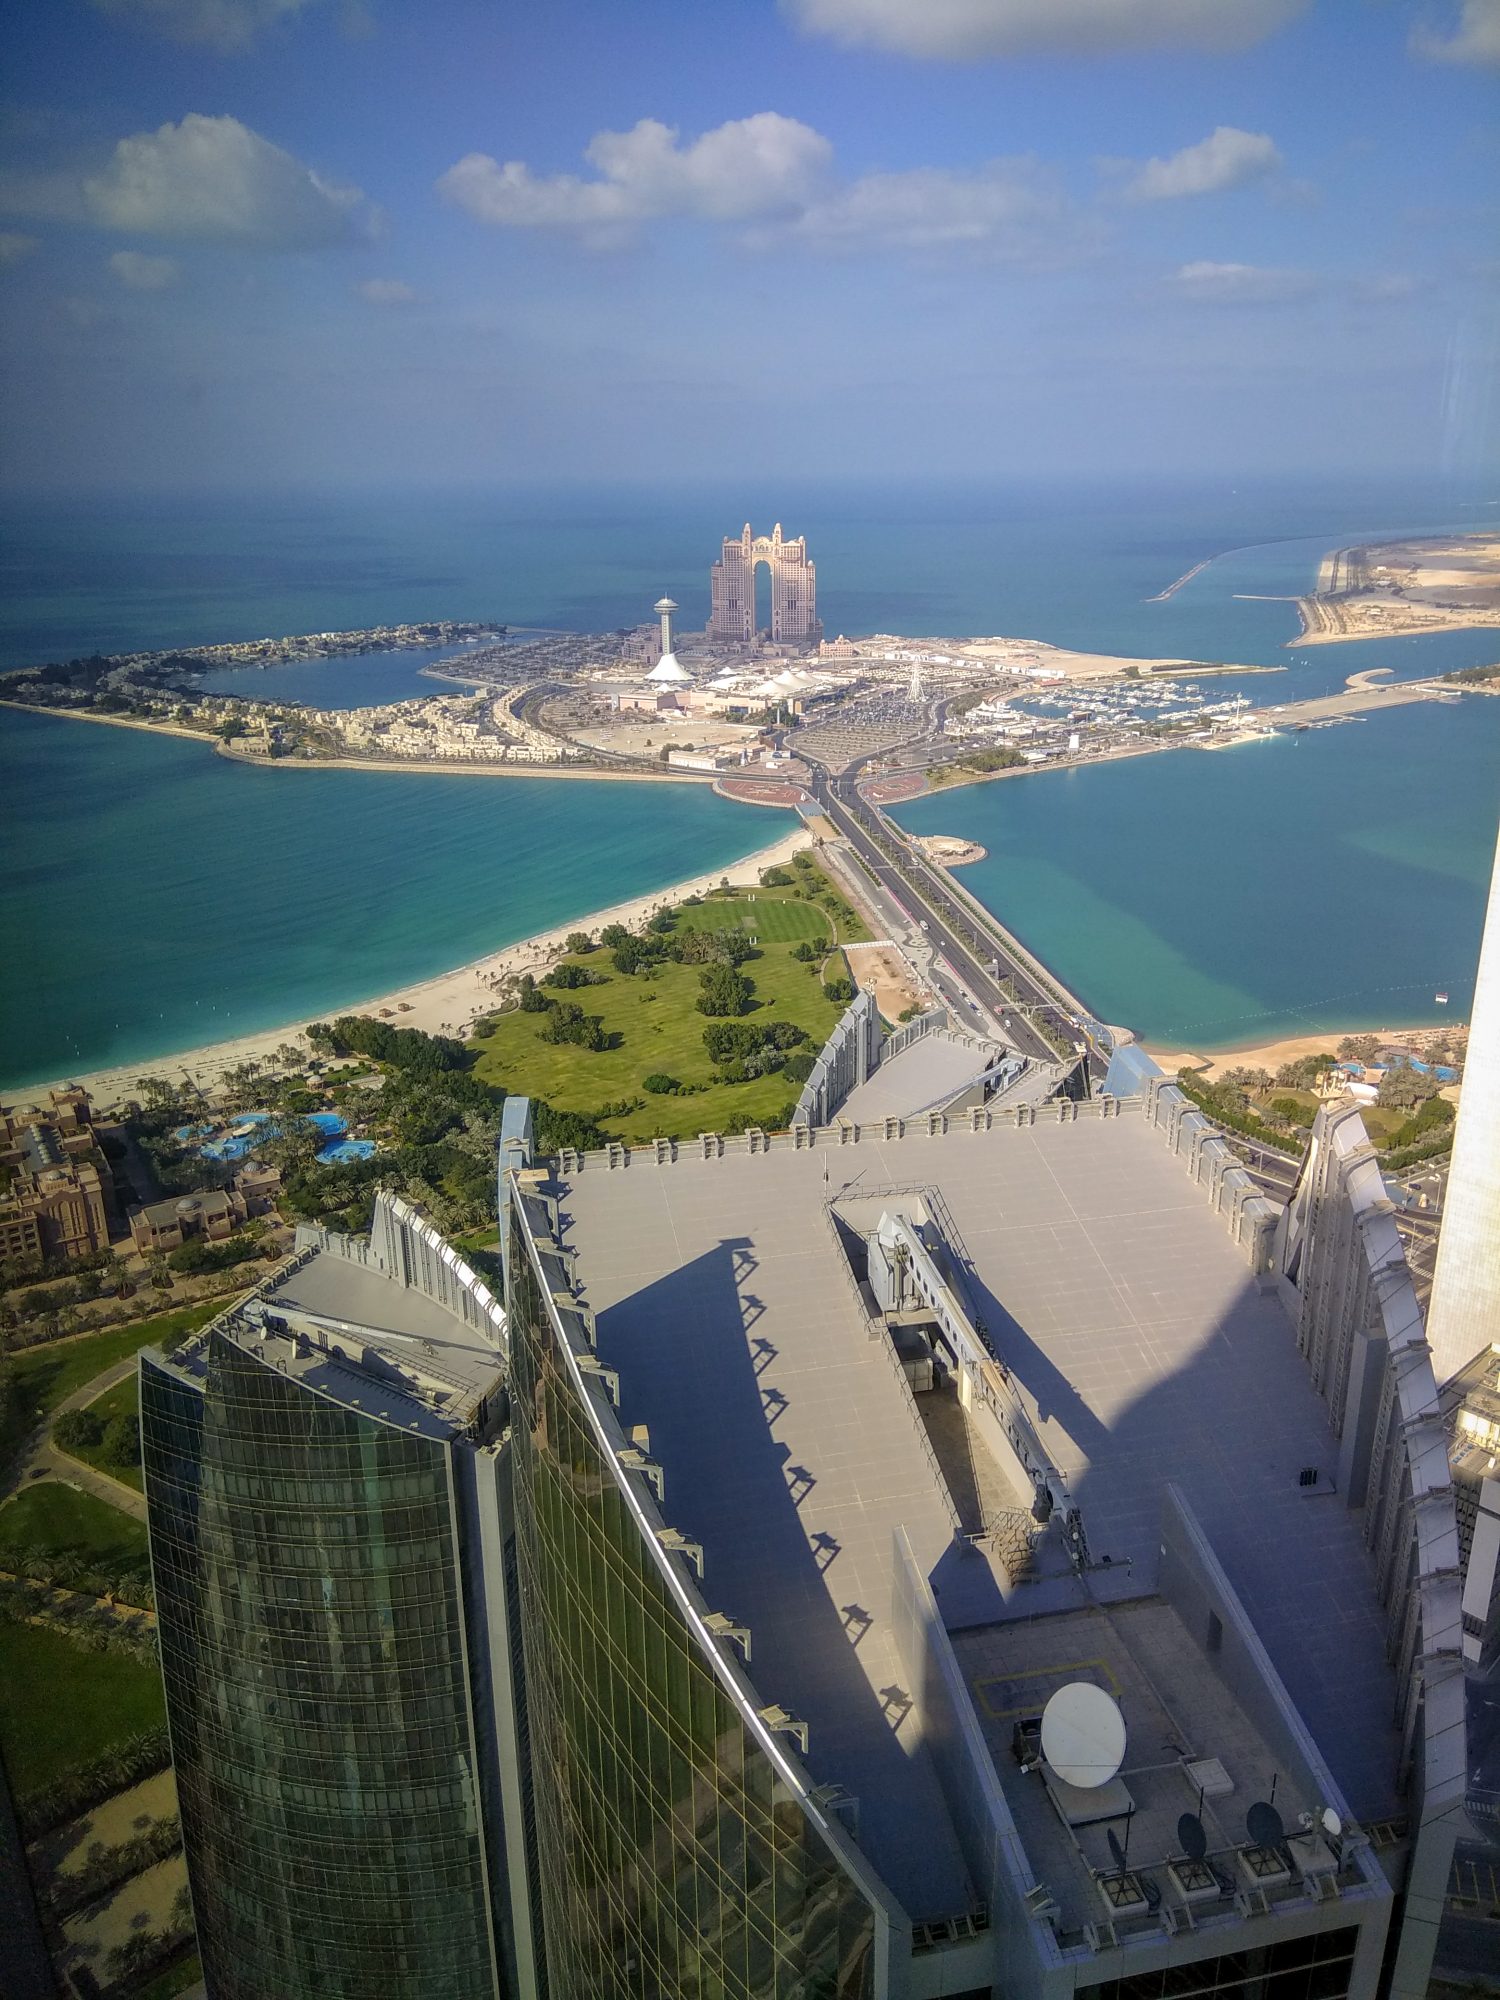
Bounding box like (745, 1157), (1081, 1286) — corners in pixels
(173, 1109), (376, 1165)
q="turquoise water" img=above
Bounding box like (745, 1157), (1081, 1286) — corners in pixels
(3, 480), (1496, 1079)
(193, 643), (489, 710)
(0, 707), (787, 1087)
(892, 698), (1500, 1049)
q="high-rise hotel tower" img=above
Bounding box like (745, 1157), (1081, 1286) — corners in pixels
(140, 1192), (538, 1998)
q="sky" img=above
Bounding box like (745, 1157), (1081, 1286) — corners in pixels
(1, 0), (1497, 492)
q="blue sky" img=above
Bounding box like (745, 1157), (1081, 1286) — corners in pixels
(1, 0), (1496, 491)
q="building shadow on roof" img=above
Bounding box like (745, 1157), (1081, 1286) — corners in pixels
(590, 1233), (980, 1925)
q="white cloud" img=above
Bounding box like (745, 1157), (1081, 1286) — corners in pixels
(438, 114), (833, 240)
(109, 249), (179, 289)
(0, 231), (38, 266)
(1412, 0), (1500, 68)
(775, 159), (1069, 254)
(89, 0), (326, 52)
(78, 116), (373, 247)
(1121, 127), (1282, 201)
(358, 276), (417, 305)
(1170, 260), (1315, 304)
(441, 117), (1070, 260)
(781, 0), (1307, 59)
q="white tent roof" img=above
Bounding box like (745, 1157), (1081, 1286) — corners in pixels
(645, 652), (691, 684)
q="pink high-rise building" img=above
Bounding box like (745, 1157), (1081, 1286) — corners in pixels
(709, 522), (819, 645)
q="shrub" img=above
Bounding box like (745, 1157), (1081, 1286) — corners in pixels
(53, 1407), (106, 1452)
(760, 865), (793, 887)
(517, 975), (549, 1013)
(565, 931), (595, 954)
(782, 1049), (817, 1085)
(822, 976), (855, 1005)
(1269, 1096), (1315, 1127)
(102, 1411), (142, 1470)
(167, 1235), (261, 1275)
(1376, 1060), (1436, 1112)
(539, 1003), (606, 1051)
(790, 941), (819, 964)
(544, 961), (603, 990)
(598, 922), (631, 948)
(697, 966), (753, 1017)
(643, 1073), (680, 1095)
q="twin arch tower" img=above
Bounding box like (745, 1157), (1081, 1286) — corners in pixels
(708, 522), (819, 646)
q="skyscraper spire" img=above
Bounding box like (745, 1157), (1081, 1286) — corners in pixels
(1426, 813), (1500, 1386)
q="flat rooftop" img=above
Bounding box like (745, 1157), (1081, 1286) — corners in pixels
(837, 1032), (994, 1124)
(169, 1242), (507, 1438)
(261, 1248), (504, 1398)
(557, 1109), (1401, 1921)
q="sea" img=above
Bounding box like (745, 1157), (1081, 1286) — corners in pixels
(1, 478), (1496, 1084)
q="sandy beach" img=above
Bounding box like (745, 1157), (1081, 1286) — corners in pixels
(5, 825), (814, 1113)
(1143, 1024), (1461, 1081)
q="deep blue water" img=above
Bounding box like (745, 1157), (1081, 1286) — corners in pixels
(0, 707), (788, 1087)
(4, 479), (1497, 680)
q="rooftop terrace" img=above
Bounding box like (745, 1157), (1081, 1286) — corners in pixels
(556, 1106), (1402, 1926)
(175, 1199), (507, 1439)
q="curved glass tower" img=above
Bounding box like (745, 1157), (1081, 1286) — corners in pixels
(142, 1196), (525, 2000)
(505, 1184), (887, 1997)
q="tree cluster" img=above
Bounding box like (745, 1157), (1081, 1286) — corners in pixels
(701, 1018), (809, 1081)
(307, 1016), (469, 1074)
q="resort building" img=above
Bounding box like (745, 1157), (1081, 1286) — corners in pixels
(128, 1165), (279, 1255)
(709, 522), (821, 646)
(0, 1086), (114, 1264)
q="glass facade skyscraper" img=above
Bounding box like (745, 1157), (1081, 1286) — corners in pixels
(504, 1196), (881, 1997)
(142, 1196), (529, 2000)
(143, 1336), (500, 1999)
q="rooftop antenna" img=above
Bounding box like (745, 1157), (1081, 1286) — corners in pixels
(1246, 1798), (1286, 1854)
(1040, 1683), (1127, 1790)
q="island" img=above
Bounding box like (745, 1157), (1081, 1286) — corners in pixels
(1294, 530), (1500, 645)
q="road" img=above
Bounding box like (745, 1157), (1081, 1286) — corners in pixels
(806, 765), (1105, 1084)
(3, 1353), (147, 1521)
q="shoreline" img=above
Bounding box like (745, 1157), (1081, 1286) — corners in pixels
(1289, 603), (1500, 648)
(0, 700), (716, 786)
(2, 825), (814, 1110)
(1142, 1022), (1465, 1079)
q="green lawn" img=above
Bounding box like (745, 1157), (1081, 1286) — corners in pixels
(0, 1482), (148, 1571)
(472, 928), (847, 1145)
(673, 894), (831, 943)
(131, 1953), (203, 2000)
(0, 1618), (165, 1797)
(3, 1299), (227, 1476)
(63, 1375), (144, 1492)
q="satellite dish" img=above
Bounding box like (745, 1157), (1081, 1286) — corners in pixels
(1320, 1806), (1343, 1840)
(1040, 1682), (1127, 1789)
(1247, 1800), (1285, 1849)
(1178, 1812), (1207, 1862)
